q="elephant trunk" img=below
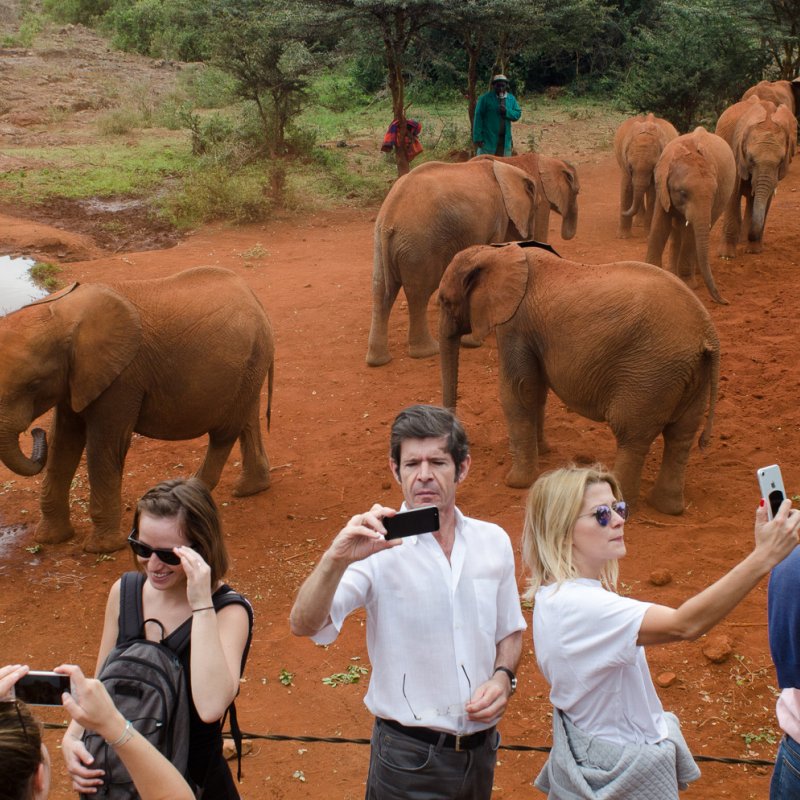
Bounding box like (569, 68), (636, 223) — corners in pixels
(439, 326), (462, 411)
(560, 202), (578, 240)
(749, 172), (776, 241)
(694, 223), (727, 305)
(0, 427), (48, 476)
(621, 173), (651, 218)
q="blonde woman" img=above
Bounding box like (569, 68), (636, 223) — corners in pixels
(522, 464), (800, 799)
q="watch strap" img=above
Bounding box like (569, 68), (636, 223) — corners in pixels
(493, 666), (517, 693)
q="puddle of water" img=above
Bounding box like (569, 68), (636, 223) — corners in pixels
(82, 198), (145, 213)
(0, 255), (48, 315)
(0, 523), (30, 559)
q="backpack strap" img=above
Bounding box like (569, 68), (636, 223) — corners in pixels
(118, 572), (147, 644)
(213, 587), (254, 783)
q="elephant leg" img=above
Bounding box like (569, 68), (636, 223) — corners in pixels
(719, 187), (742, 258)
(405, 284), (439, 359)
(534, 201), (551, 243)
(612, 439), (652, 511)
(645, 207), (671, 267)
(233, 402), (271, 497)
(366, 270), (401, 367)
(618, 176), (633, 238)
(35, 406), (86, 545)
(648, 389), (708, 515)
(195, 430), (238, 491)
(82, 423), (134, 553)
(499, 345), (545, 488)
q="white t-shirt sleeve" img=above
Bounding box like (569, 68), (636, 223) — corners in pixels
(557, 583), (650, 672)
(495, 535), (528, 641)
(311, 560), (373, 645)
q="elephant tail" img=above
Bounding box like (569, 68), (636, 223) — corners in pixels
(265, 359), (274, 432)
(698, 339), (720, 450)
(376, 224), (397, 296)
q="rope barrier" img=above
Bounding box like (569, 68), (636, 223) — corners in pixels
(42, 722), (777, 767)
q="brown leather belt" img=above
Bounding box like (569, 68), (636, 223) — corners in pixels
(378, 717), (494, 752)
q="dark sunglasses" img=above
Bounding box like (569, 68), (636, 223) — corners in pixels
(127, 532), (196, 566)
(578, 501), (629, 527)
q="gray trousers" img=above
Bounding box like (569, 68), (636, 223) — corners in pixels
(365, 718), (500, 800)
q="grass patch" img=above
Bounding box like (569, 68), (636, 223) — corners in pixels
(0, 133), (192, 203)
(29, 261), (61, 291)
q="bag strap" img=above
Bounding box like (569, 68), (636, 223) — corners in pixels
(118, 572), (147, 643)
(213, 588), (253, 783)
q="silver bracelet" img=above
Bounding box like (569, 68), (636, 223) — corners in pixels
(192, 605), (215, 613)
(106, 719), (134, 748)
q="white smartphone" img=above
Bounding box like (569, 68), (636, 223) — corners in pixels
(757, 464), (786, 520)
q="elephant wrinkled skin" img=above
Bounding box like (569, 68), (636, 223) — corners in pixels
(646, 126), (736, 304)
(365, 158), (537, 366)
(0, 266), (275, 553)
(715, 96), (797, 258)
(613, 113), (678, 238)
(439, 243), (719, 515)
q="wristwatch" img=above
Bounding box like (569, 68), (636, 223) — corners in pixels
(493, 666), (517, 695)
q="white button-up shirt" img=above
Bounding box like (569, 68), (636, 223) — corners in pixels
(313, 507), (526, 734)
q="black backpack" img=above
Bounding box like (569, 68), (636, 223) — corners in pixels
(81, 572), (253, 798)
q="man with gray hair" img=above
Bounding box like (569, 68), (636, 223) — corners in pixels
(290, 404), (525, 799)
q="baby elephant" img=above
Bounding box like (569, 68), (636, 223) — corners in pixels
(438, 242), (719, 514)
(645, 126), (735, 304)
(0, 267), (274, 552)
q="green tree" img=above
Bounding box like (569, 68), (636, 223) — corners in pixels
(619, 0), (765, 131)
(749, 0), (800, 78)
(208, 1), (320, 158)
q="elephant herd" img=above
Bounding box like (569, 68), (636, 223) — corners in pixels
(0, 78), (795, 553)
(367, 77), (798, 518)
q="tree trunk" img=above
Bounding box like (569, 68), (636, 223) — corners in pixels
(383, 11), (410, 177)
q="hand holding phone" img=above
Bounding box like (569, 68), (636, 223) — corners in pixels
(384, 506), (440, 540)
(757, 464), (787, 521)
(14, 670), (71, 705)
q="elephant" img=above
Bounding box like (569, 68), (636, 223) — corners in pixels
(715, 95), (797, 258)
(438, 242), (720, 515)
(472, 152), (580, 243)
(613, 113), (679, 238)
(365, 158), (537, 366)
(742, 78), (800, 117)
(645, 126), (736, 305)
(0, 266), (274, 553)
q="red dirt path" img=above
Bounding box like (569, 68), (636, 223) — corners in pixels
(2, 148), (800, 799)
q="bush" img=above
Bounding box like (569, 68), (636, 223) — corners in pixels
(618, 0), (766, 130)
(43, 0), (111, 25)
(97, 108), (142, 135)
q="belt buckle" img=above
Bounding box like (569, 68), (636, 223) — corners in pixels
(454, 733), (463, 752)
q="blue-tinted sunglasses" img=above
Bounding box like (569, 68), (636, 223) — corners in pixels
(578, 501), (628, 527)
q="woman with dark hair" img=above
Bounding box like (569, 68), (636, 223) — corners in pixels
(522, 464), (800, 799)
(61, 478), (253, 798)
(1, 663), (193, 800)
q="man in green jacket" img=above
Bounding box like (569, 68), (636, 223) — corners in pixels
(473, 75), (522, 157)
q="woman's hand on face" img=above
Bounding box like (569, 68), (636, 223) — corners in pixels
(0, 663), (28, 699)
(754, 497), (800, 568)
(174, 545), (214, 609)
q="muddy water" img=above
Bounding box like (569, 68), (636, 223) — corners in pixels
(0, 255), (47, 315)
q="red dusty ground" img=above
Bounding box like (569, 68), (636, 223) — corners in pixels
(2, 148), (800, 798)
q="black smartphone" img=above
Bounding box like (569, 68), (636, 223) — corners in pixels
(757, 464), (786, 521)
(384, 506), (440, 540)
(14, 671), (70, 706)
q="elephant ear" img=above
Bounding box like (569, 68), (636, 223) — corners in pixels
(492, 160), (537, 239)
(773, 103), (797, 178)
(655, 151), (671, 212)
(68, 285), (143, 412)
(539, 159), (577, 214)
(466, 245), (529, 343)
